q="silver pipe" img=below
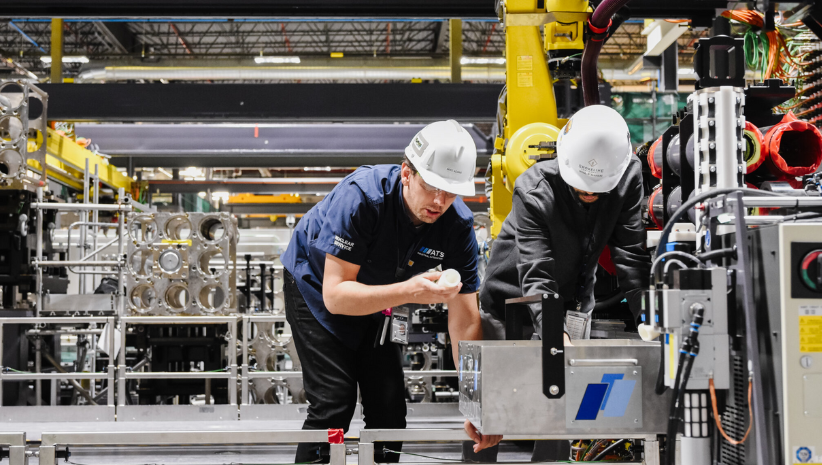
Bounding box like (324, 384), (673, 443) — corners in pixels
(35, 338), (42, 406)
(727, 196), (822, 207)
(117, 188), (126, 318)
(35, 187), (43, 316)
(31, 203), (131, 211)
(90, 334), (97, 398)
(77, 65), (505, 82)
(26, 329), (104, 335)
(76, 235), (120, 262)
(81, 159), (89, 295)
(36, 260), (121, 267)
(92, 165), (100, 292)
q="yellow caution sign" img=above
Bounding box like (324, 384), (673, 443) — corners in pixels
(799, 315), (822, 353)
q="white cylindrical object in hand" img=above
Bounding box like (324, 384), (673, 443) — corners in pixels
(436, 269), (461, 288)
(637, 323), (662, 342)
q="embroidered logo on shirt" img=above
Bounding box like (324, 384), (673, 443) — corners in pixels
(333, 235), (354, 251)
(417, 247), (445, 260)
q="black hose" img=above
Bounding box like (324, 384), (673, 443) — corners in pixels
(696, 246), (737, 264)
(667, 350), (697, 465)
(664, 307), (704, 465)
(664, 350), (687, 465)
(592, 439), (625, 461)
(655, 187), (782, 261)
(581, 0), (632, 106)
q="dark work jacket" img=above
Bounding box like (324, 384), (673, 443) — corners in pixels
(479, 157), (650, 335)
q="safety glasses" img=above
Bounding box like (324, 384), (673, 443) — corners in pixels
(416, 172), (458, 199)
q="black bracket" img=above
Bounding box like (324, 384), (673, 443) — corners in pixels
(503, 293), (565, 399)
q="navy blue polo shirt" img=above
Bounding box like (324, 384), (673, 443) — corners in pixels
(281, 165), (479, 349)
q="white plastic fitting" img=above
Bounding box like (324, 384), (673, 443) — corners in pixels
(436, 269), (461, 288)
(637, 323), (662, 342)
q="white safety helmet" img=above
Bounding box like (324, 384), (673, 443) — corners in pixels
(404, 120), (477, 197)
(556, 105), (633, 193)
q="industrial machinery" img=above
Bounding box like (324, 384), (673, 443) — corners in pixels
(467, 3), (822, 464)
(125, 212), (239, 316)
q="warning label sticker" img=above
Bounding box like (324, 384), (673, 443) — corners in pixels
(517, 55), (533, 71)
(799, 315), (822, 353)
(792, 445), (820, 463)
(517, 72), (533, 88)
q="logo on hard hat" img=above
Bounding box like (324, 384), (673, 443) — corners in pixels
(411, 134), (428, 156)
(588, 159), (598, 167)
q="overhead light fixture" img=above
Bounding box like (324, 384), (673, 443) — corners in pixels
(460, 57), (506, 65)
(40, 56), (89, 64)
(180, 167), (204, 178)
(678, 67), (695, 75)
(211, 191), (230, 202)
(254, 56), (301, 64)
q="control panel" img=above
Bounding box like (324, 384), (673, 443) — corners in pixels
(779, 225), (822, 465)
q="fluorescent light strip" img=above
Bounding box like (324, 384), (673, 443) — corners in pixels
(254, 56), (301, 64)
(40, 56), (89, 64)
(460, 57), (505, 65)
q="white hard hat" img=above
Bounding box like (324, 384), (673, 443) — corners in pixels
(404, 120), (477, 197)
(556, 105), (632, 193)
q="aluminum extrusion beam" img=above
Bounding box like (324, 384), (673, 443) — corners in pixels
(220, 199), (489, 214)
(40, 429), (330, 446)
(4, 1), (495, 18)
(2, 0), (724, 19)
(148, 178), (486, 195)
(39, 84), (501, 123)
(74, 123), (493, 168)
(358, 428), (658, 443)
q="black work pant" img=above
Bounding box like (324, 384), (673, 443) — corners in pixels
(284, 270), (406, 463)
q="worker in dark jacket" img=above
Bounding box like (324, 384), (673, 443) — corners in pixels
(466, 105), (651, 462)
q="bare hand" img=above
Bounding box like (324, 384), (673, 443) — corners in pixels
(403, 271), (463, 304)
(464, 420), (502, 453)
(564, 333), (573, 346)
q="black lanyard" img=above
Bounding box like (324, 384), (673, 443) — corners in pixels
(394, 213), (431, 280)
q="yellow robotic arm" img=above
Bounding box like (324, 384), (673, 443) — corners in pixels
(489, 0), (590, 237)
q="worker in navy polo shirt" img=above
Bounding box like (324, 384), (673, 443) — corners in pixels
(281, 120), (501, 463)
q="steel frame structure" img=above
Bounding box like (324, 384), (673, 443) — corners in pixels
(2, 19), (710, 82)
(0, 427), (662, 465)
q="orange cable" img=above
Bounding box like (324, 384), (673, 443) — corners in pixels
(709, 378), (753, 446)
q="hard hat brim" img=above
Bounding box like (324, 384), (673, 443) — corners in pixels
(558, 145), (632, 194)
(416, 167), (476, 197)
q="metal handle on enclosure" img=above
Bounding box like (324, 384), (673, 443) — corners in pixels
(568, 358), (639, 367)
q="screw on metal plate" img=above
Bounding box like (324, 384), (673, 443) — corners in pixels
(633, 371), (638, 375)
(549, 385), (559, 395)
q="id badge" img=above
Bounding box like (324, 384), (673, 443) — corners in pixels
(389, 307), (410, 345)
